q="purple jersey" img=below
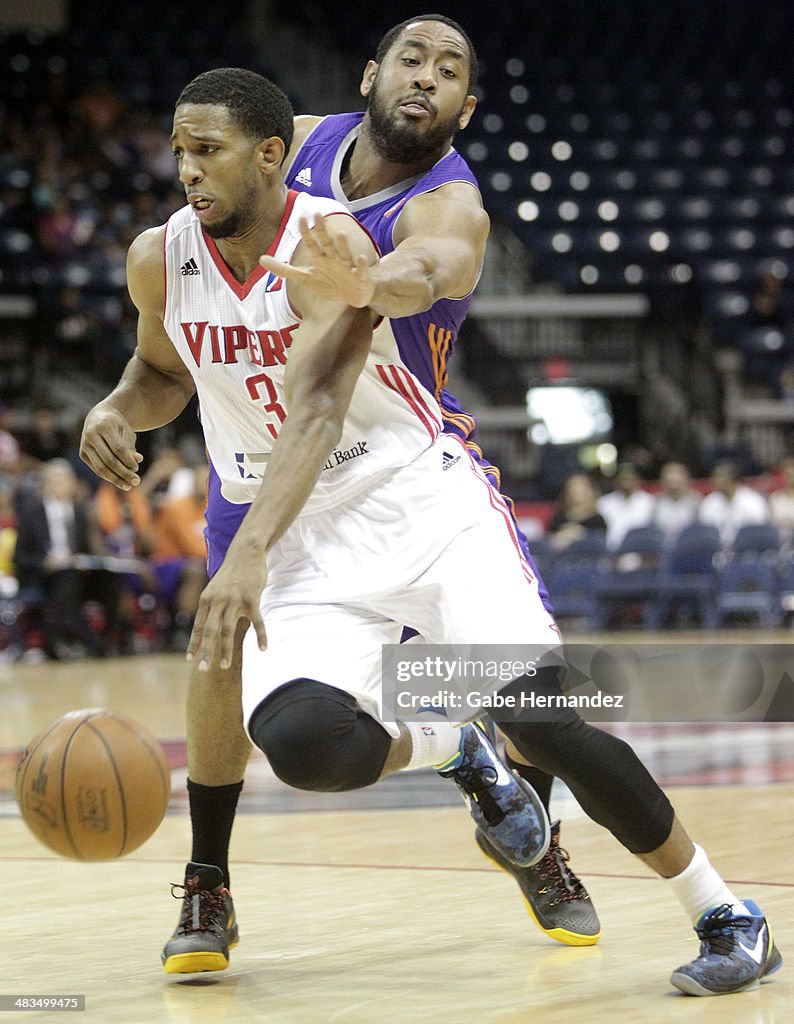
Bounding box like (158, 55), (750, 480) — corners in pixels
(285, 113), (552, 612)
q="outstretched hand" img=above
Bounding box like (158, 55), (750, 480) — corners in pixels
(259, 215), (376, 308)
(187, 548), (269, 672)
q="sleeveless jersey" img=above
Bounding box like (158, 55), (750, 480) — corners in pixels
(286, 114), (552, 611)
(286, 112), (479, 444)
(163, 189), (443, 515)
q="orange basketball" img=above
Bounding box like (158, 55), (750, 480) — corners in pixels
(15, 708), (171, 860)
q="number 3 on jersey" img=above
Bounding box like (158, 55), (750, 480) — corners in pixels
(245, 372), (286, 439)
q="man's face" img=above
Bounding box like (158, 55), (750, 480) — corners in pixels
(617, 471), (639, 496)
(711, 466), (735, 495)
(362, 21), (476, 163)
(43, 466), (76, 501)
(171, 103), (263, 238)
(661, 464), (688, 498)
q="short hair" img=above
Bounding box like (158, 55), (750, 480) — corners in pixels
(176, 68), (294, 152)
(374, 14), (478, 93)
(712, 461), (739, 481)
(41, 458), (75, 483)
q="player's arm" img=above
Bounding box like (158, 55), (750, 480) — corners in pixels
(260, 181), (489, 317)
(80, 226), (196, 490)
(369, 181), (489, 312)
(188, 215), (378, 671)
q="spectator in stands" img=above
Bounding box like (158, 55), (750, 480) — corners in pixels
(750, 270), (787, 328)
(151, 464), (209, 648)
(0, 404), (21, 481)
(769, 457), (794, 539)
(13, 459), (122, 658)
(139, 446), (192, 511)
(546, 472), (606, 550)
(36, 194), (94, 265)
(94, 481), (158, 649)
(596, 462), (655, 549)
(778, 360), (794, 403)
(0, 484), (17, 595)
(652, 462), (701, 540)
(95, 481), (155, 560)
(698, 461), (771, 545)
(18, 407), (71, 465)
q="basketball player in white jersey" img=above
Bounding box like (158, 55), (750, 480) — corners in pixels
(80, 63), (552, 966)
(81, 53), (782, 996)
(158, 11), (604, 962)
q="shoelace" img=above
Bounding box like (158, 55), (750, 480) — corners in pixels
(170, 879), (227, 934)
(450, 764), (506, 825)
(696, 904), (753, 956)
(533, 836), (590, 904)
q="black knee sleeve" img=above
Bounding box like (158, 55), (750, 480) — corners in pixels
(248, 679), (392, 793)
(497, 668), (675, 854)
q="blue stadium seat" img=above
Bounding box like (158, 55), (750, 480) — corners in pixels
(708, 559), (781, 628)
(647, 524), (722, 628)
(543, 531), (607, 628)
(730, 523), (782, 557)
(592, 526), (666, 629)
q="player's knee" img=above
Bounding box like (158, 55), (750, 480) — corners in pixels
(495, 666), (585, 767)
(498, 668), (676, 854)
(248, 679), (390, 792)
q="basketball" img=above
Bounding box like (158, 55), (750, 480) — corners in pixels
(15, 709), (171, 861)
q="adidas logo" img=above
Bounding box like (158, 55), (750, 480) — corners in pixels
(294, 167), (313, 187)
(180, 257), (200, 276)
(442, 452), (460, 471)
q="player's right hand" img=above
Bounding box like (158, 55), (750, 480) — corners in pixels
(259, 216), (376, 309)
(80, 405), (143, 490)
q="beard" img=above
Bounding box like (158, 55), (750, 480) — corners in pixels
(201, 177), (260, 239)
(366, 77), (464, 164)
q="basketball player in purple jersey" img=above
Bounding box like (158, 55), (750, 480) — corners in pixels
(189, 11), (602, 959)
(82, 21), (782, 997)
(252, 17), (782, 997)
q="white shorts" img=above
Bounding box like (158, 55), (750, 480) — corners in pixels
(241, 434), (560, 737)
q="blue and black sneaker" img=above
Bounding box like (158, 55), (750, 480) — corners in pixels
(670, 900), (783, 996)
(476, 820), (601, 945)
(436, 722), (550, 868)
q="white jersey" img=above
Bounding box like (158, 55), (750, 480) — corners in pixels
(163, 190), (443, 512)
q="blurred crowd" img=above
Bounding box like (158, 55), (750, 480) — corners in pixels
(3, 407), (794, 660)
(2, 67), (184, 382)
(546, 458), (794, 552)
(0, 417), (208, 661)
(3, 30), (794, 656)
(1, 60), (214, 660)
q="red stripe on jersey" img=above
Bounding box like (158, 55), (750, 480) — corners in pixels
(450, 435), (536, 585)
(201, 189), (299, 300)
(376, 364), (440, 440)
(394, 366), (441, 437)
(162, 222), (169, 320)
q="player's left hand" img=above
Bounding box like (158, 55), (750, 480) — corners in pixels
(187, 551), (268, 672)
(259, 216), (376, 308)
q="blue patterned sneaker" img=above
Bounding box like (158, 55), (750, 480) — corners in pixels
(436, 722), (550, 868)
(670, 900), (783, 996)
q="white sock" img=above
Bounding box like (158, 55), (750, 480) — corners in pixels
(403, 719), (460, 771)
(667, 844), (748, 924)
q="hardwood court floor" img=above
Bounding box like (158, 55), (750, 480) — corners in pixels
(0, 649), (791, 1023)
